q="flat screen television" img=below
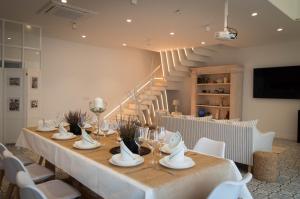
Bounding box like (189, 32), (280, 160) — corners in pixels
(253, 65), (300, 99)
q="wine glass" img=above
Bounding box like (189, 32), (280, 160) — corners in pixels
(157, 126), (166, 156)
(100, 120), (109, 137)
(146, 129), (159, 167)
(134, 127), (147, 155)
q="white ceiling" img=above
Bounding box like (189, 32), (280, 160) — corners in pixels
(0, 0), (300, 52)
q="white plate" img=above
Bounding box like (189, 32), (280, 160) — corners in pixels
(109, 154), (144, 167)
(36, 127), (57, 132)
(73, 140), (101, 150)
(52, 132), (76, 140)
(93, 129), (115, 136)
(159, 156), (195, 169)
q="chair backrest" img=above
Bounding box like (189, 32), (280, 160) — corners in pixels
(207, 173), (252, 199)
(17, 171), (47, 199)
(3, 150), (27, 184)
(0, 143), (7, 170)
(193, 137), (225, 158)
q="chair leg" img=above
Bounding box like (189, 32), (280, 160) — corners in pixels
(5, 184), (15, 199)
(0, 170), (4, 188)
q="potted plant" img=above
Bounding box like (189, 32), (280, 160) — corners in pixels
(119, 117), (142, 154)
(65, 111), (86, 135)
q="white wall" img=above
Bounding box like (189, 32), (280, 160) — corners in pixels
(178, 42), (300, 140)
(41, 37), (160, 120)
(239, 41), (300, 141)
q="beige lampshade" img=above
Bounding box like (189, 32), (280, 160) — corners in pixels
(172, 99), (180, 106)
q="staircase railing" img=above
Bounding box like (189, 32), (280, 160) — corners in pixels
(103, 65), (163, 120)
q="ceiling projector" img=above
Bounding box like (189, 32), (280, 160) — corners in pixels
(215, 0), (238, 41)
(215, 28), (238, 40)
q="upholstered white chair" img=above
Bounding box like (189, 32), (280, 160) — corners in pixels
(193, 137), (226, 158)
(3, 150), (55, 198)
(17, 171), (81, 199)
(207, 173), (252, 199)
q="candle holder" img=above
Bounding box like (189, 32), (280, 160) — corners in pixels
(89, 99), (107, 140)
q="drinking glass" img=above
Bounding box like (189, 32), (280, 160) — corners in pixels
(147, 129), (159, 166)
(134, 127), (148, 155)
(100, 120), (109, 137)
(157, 126), (166, 156)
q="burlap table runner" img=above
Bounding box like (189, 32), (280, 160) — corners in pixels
(21, 127), (238, 199)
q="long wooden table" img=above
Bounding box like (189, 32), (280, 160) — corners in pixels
(16, 127), (239, 199)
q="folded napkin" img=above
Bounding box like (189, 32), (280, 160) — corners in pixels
(38, 120), (54, 129)
(58, 123), (68, 134)
(168, 131), (183, 148)
(168, 141), (185, 163)
(81, 129), (96, 145)
(120, 141), (136, 162)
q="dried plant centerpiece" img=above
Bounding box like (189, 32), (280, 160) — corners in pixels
(65, 111), (86, 135)
(119, 117), (142, 154)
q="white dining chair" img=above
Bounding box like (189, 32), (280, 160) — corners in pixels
(0, 143), (34, 166)
(17, 170), (81, 199)
(3, 150), (55, 199)
(207, 173), (252, 199)
(193, 137), (226, 158)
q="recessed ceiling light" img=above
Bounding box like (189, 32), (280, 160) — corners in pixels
(201, 41), (206, 45)
(25, 25), (32, 29)
(251, 12), (258, 17)
(169, 32), (175, 36)
(81, 35), (87, 38)
(7, 37), (11, 40)
(122, 43), (127, 47)
(126, 19), (132, 23)
(61, 0), (67, 3)
(277, 28), (283, 32)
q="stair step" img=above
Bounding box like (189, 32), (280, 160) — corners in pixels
(150, 86), (166, 91)
(144, 90), (162, 96)
(138, 94), (157, 100)
(171, 50), (190, 72)
(127, 103), (149, 110)
(165, 76), (184, 82)
(177, 49), (203, 66)
(184, 48), (210, 62)
(140, 100), (153, 106)
(192, 47), (215, 57)
(122, 109), (138, 115)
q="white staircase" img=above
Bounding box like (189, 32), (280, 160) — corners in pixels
(103, 46), (216, 124)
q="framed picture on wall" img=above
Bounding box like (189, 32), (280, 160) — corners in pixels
(8, 77), (20, 86)
(31, 77), (38, 89)
(8, 98), (20, 112)
(30, 100), (38, 109)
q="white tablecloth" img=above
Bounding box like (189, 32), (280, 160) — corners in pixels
(16, 128), (252, 199)
(17, 129), (154, 199)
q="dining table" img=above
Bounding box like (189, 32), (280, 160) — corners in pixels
(16, 127), (241, 199)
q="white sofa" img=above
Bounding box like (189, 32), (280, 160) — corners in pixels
(158, 116), (275, 165)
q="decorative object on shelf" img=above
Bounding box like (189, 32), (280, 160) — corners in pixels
(198, 109), (206, 117)
(119, 117), (142, 154)
(224, 76), (229, 83)
(216, 78), (223, 83)
(89, 97), (107, 140)
(65, 110), (84, 135)
(171, 99), (182, 116)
